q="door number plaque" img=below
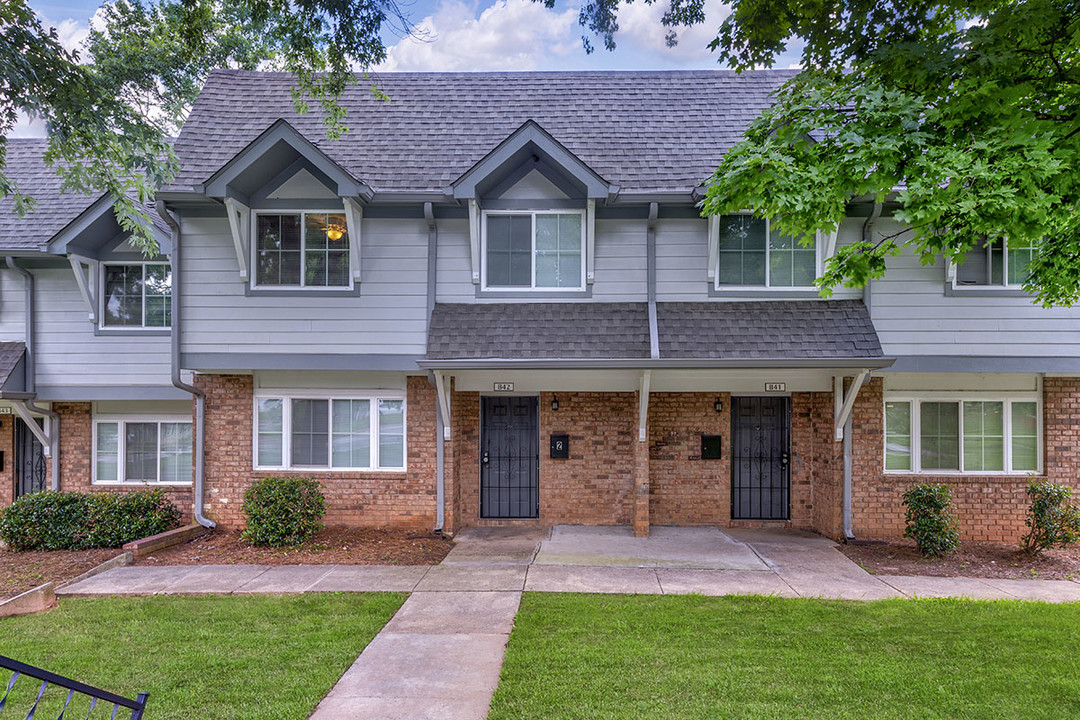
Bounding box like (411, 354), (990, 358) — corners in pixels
(493, 382), (515, 392)
(764, 382), (787, 392)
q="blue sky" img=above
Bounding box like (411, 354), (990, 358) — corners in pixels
(31, 0), (803, 73)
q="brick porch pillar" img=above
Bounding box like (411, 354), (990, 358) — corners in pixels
(632, 438), (650, 537)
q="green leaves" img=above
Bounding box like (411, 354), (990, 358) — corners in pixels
(1022, 480), (1080, 554)
(902, 483), (961, 558)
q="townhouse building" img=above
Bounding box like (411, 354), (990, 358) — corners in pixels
(2, 69), (1079, 543)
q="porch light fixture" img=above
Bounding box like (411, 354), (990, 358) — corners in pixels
(325, 223), (346, 241)
(551, 396), (560, 412)
(714, 397), (723, 413)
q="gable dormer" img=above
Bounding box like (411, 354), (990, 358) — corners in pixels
(200, 120), (370, 289)
(451, 121), (616, 293)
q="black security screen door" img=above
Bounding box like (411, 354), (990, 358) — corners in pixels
(481, 396), (539, 519)
(731, 397), (791, 520)
(15, 417), (46, 498)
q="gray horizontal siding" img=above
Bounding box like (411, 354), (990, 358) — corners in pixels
(32, 266), (173, 387)
(179, 216), (428, 357)
(0, 268), (26, 342)
(869, 218), (1080, 357)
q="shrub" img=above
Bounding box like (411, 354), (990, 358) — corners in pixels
(0, 489), (181, 551)
(243, 477), (325, 547)
(1022, 480), (1080, 555)
(902, 483), (960, 557)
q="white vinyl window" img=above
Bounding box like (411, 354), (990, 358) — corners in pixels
(254, 393), (405, 471)
(101, 263), (172, 328)
(716, 215), (818, 288)
(252, 212), (350, 288)
(482, 210), (585, 290)
(955, 237), (1039, 287)
(93, 418), (193, 484)
(884, 396), (1041, 474)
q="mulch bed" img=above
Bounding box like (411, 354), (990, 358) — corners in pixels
(135, 527), (455, 566)
(1, 548), (119, 602)
(838, 540), (1080, 580)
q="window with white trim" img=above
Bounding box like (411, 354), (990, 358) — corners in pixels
(93, 418), (193, 484)
(253, 212), (350, 288)
(955, 236), (1039, 287)
(716, 215), (817, 288)
(254, 393), (406, 470)
(482, 211), (585, 290)
(101, 263), (171, 328)
(884, 396), (1040, 474)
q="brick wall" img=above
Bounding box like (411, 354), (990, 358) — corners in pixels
(196, 373), (439, 530)
(0, 417), (14, 507)
(849, 377), (1080, 543)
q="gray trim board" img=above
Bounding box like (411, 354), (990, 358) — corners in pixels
(34, 385), (194, 401)
(419, 357), (895, 370)
(707, 287), (827, 299)
(182, 352), (423, 371)
(474, 286), (592, 299)
(248, 199), (352, 211)
(94, 328), (172, 338)
(886, 356), (1080, 373)
(944, 283), (1031, 299)
(481, 199), (586, 210)
(244, 286), (362, 298)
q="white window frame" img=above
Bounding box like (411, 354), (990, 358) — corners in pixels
(713, 213), (822, 291)
(92, 414), (194, 485)
(252, 391), (407, 472)
(99, 261), (172, 330)
(883, 393), (1043, 475)
(250, 210), (353, 290)
(480, 209), (587, 292)
(950, 237), (1039, 290)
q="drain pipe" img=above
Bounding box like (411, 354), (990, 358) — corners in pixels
(842, 415), (854, 540)
(646, 202), (659, 359)
(6, 257), (60, 490)
(156, 200), (214, 528)
(425, 203), (444, 533)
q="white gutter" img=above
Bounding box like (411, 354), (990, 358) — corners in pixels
(834, 370), (871, 540)
(156, 200), (215, 529)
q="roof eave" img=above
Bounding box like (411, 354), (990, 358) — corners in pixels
(419, 357), (895, 370)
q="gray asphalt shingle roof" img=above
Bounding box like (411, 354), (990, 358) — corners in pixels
(427, 301), (883, 362)
(169, 69), (798, 195)
(428, 303), (651, 359)
(657, 301), (884, 359)
(0, 140), (169, 251)
(0, 341), (26, 392)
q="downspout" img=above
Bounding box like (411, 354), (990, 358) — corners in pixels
(646, 202), (659, 359)
(842, 415), (854, 540)
(156, 200), (215, 528)
(425, 203), (444, 533)
(862, 202), (883, 320)
(5, 257), (60, 490)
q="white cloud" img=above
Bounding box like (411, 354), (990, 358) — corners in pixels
(613, 0), (730, 64)
(54, 17), (91, 53)
(379, 0), (579, 72)
(8, 113), (47, 139)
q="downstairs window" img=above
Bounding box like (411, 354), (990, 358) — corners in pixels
(94, 419), (193, 484)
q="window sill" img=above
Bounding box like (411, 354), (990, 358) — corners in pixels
(246, 286), (361, 298)
(253, 467), (407, 473)
(945, 284), (1030, 298)
(95, 328), (171, 338)
(91, 481), (194, 487)
(708, 286), (823, 299)
(476, 286), (592, 299)
(883, 471), (1042, 478)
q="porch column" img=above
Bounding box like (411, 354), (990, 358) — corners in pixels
(633, 371), (651, 537)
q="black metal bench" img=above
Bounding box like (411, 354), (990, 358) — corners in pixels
(0, 655), (147, 719)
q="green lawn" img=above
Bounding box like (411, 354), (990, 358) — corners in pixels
(490, 593), (1080, 720)
(0, 593), (404, 719)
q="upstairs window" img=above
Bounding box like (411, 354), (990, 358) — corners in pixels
(483, 211), (584, 290)
(102, 263), (171, 328)
(884, 396), (1040, 474)
(956, 237), (1037, 287)
(716, 215), (817, 288)
(254, 212), (350, 288)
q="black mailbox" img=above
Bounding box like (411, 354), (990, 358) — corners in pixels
(550, 433), (570, 459)
(701, 435), (722, 460)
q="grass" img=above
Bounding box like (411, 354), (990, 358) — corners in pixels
(0, 593), (404, 719)
(489, 593), (1080, 720)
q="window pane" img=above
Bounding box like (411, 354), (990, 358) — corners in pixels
(159, 422), (193, 483)
(304, 213), (350, 287)
(963, 401), (1004, 472)
(332, 399), (371, 468)
(1007, 238), (1036, 286)
(378, 399), (405, 468)
(291, 399), (329, 466)
(256, 214), (302, 285)
(486, 215), (532, 287)
(96, 423), (119, 482)
(768, 229), (816, 287)
(257, 398), (284, 466)
(717, 216), (767, 286)
(103, 265), (143, 326)
(144, 264), (172, 327)
(535, 214), (582, 288)
(920, 402), (959, 470)
(885, 401), (912, 471)
(125, 422), (159, 482)
(1012, 402), (1039, 471)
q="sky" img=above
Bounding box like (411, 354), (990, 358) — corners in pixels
(14, 0), (802, 136)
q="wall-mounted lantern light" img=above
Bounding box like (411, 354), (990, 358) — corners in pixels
(551, 396), (560, 412)
(714, 397), (724, 414)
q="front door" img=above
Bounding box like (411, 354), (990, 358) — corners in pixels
(14, 417), (47, 499)
(480, 396), (539, 519)
(731, 397), (791, 520)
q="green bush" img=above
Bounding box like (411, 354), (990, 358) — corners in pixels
(1022, 480), (1080, 554)
(0, 489), (181, 551)
(242, 477), (325, 547)
(902, 483), (960, 557)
